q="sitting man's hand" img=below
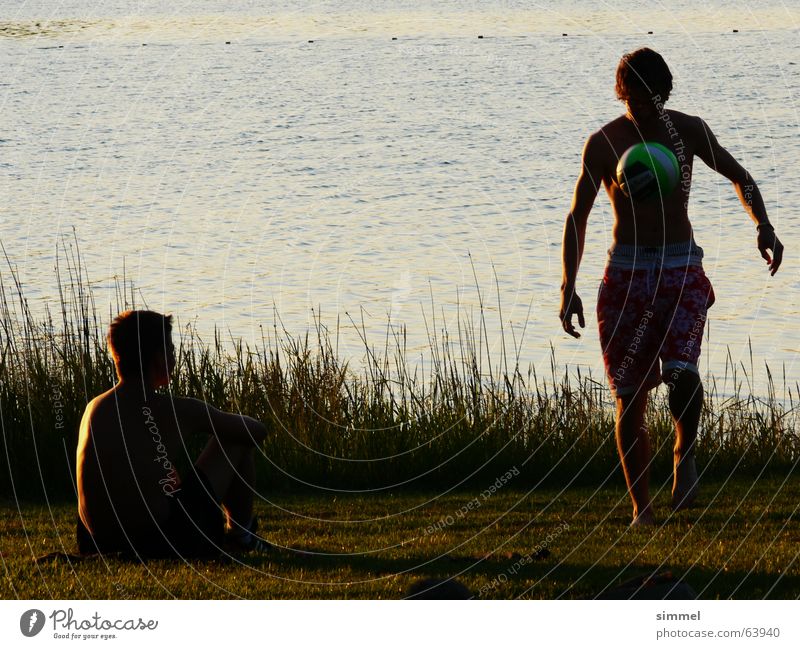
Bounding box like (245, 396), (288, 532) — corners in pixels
(560, 288), (585, 338)
(757, 226), (784, 276)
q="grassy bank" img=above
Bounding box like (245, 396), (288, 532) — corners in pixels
(0, 243), (798, 501)
(2, 479), (798, 599)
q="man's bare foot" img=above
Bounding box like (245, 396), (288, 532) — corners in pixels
(672, 455), (699, 511)
(630, 512), (656, 527)
(225, 516), (276, 555)
(630, 505), (656, 526)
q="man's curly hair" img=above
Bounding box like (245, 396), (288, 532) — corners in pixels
(107, 310), (173, 381)
(615, 48), (673, 102)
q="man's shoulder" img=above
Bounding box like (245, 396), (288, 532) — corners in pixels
(82, 388), (116, 416)
(586, 116), (632, 153)
(155, 394), (219, 427)
(664, 108), (703, 125)
(79, 388), (124, 446)
(581, 118), (628, 168)
(665, 109), (706, 132)
(599, 114), (629, 129)
(590, 115), (627, 141)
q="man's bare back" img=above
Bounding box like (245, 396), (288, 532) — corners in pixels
(77, 387), (187, 543)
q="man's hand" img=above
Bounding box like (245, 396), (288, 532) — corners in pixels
(560, 289), (585, 338)
(757, 227), (784, 275)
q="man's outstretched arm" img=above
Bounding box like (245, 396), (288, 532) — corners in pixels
(171, 397), (267, 447)
(561, 135), (603, 337)
(695, 119), (784, 275)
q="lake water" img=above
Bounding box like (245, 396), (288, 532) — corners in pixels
(1, 0), (799, 394)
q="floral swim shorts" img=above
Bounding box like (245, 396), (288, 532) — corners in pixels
(596, 242), (715, 397)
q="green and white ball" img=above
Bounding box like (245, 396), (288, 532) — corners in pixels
(616, 142), (679, 201)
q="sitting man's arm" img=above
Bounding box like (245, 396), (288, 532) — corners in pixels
(170, 397), (267, 447)
(560, 134), (603, 338)
(694, 118), (784, 275)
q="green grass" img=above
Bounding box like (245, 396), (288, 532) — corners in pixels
(2, 479), (798, 599)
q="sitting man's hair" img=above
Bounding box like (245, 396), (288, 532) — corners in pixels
(615, 47), (673, 102)
(107, 310), (173, 380)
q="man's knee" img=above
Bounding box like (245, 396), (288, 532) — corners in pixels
(244, 424), (267, 447)
(668, 370), (702, 398)
(667, 371), (703, 417)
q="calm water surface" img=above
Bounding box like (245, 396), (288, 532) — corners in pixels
(1, 1), (799, 393)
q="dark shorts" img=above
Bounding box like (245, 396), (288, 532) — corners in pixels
(79, 469), (224, 559)
(597, 263), (715, 397)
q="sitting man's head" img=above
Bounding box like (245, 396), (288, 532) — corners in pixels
(107, 310), (175, 386)
(616, 47), (673, 121)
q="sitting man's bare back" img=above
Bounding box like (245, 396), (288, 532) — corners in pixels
(559, 48), (784, 525)
(77, 310), (270, 557)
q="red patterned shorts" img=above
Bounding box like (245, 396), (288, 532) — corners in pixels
(597, 263), (715, 396)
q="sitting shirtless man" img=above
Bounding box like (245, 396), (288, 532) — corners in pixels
(77, 310), (270, 556)
(559, 48), (784, 525)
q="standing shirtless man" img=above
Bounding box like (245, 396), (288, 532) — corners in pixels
(559, 48), (784, 525)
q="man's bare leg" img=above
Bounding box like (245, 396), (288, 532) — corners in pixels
(668, 370), (703, 510)
(616, 389), (654, 525)
(195, 438), (258, 534)
(221, 446), (256, 533)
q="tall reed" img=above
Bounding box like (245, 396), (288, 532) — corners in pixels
(1, 242), (797, 500)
